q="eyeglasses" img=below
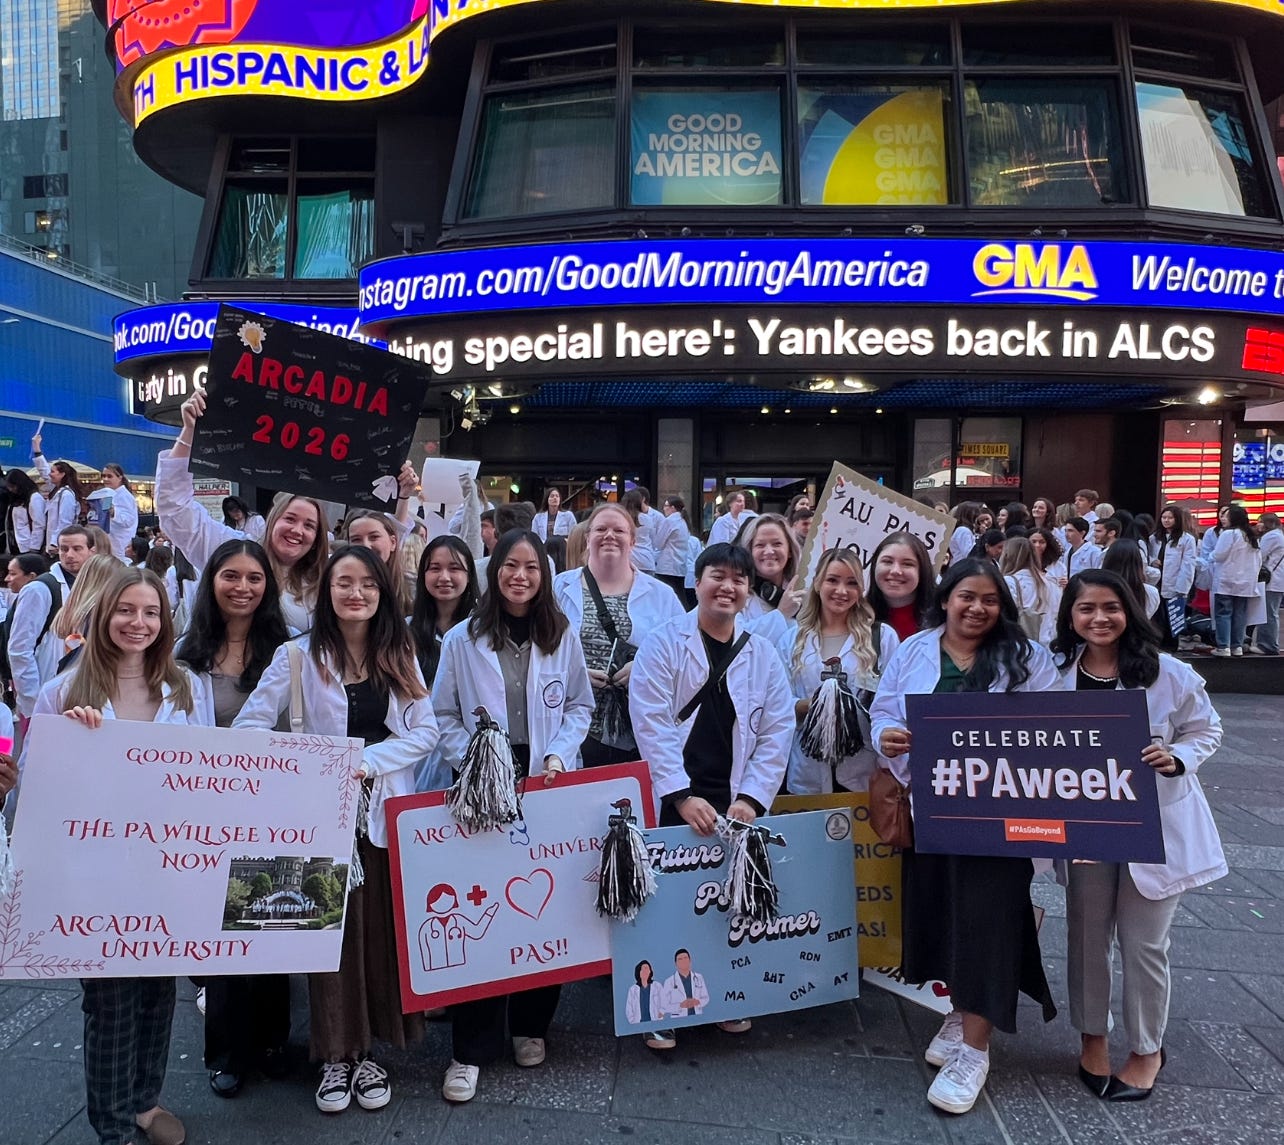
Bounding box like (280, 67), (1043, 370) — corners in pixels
(333, 580), (380, 597)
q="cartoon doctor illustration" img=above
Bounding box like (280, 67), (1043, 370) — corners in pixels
(662, 948), (710, 1018)
(625, 959), (665, 1025)
(418, 882), (499, 972)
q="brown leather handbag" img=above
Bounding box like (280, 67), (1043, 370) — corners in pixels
(868, 766), (913, 849)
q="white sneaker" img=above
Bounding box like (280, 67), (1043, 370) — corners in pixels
(195, 987), (206, 1016)
(1232, 646), (1244, 657)
(924, 1012), (964, 1066)
(442, 1060), (479, 1103)
(927, 1044), (990, 1114)
(351, 1057), (391, 1110)
(315, 1060), (353, 1113)
(1212, 647), (1232, 658)
(513, 1036), (545, 1067)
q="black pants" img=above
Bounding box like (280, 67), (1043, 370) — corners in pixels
(580, 737), (640, 768)
(450, 985), (562, 1066)
(82, 977), (176, 1145)
(655, 573), (688, 603)
(203, 974), (291, 1072)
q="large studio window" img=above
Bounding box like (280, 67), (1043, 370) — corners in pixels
(964, 79), (1127, 207)
(206, 137), (375, 281)
(465, 83), (616, 218)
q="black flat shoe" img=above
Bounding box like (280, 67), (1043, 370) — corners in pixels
(209, 1070), (242, 1098)
(1078, 1063), (1111, 1098)
(1104, 1048), (1166, 1103)
(259, 1046), (291, 1080)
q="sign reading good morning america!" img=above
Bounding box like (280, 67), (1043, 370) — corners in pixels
(906, 690), (1164, 862)
(193, 305), (430, 509)
(797, 462), (954, 591)
(1, 717), (360, 979)
(609, 812), (858, 1035)
(631, 90), (782, 206)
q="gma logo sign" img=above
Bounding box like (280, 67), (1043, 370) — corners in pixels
(971, 243), (1099, 301)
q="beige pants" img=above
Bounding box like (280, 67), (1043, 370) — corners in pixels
(1066, 862), (1181, 1055)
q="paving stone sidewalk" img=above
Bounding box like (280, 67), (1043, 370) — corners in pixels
(3, 695), (1281, 1145)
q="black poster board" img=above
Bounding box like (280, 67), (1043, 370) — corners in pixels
(191, 305), (431, 508)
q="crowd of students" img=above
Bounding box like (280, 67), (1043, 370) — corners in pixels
(0, 420), (1258, 1142)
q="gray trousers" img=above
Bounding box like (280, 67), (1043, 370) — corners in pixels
(1066, 863), (1180, 1055)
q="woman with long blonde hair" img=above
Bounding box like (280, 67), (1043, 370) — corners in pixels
(52, 553), (131, 667)
(26, 566), (209, 1145)
(999, 535), (1061, 644)
(779, 548), (899, 793)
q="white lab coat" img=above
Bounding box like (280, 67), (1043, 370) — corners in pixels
(1211, 530), (1262, 597)
(707, 510), (756, 547)
(629, 609), (795, 817)
(653, 513), (691, 578)
(6, 578), (63, 718)
(109, 486), (139, 562)
(1142, 582), (1160, 619)
(233, 636), (438, 847)
(532, 510), (576, 542)
(684, 536), (701, 590)
(661, 969), (710, 1017)
(554, 567), (685, 641)
(1004, 569), (1062, 645)
(630, 507), (662, 573)
(947, 525), (976, 567)
(1066, 542), (1104, 578)
(1057, 652), (1225, 899)
(10, 498), (46, 553)
(155, 449), (315, 631)
(775, 622), (900, 794)
(44, 485), (79, 548)
(869, 626), (1061, 786)
(1149, 532), (1196, 599)
(625, 981), (665, 1024)
(432, 622), (594, 777)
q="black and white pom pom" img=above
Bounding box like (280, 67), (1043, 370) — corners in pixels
(596, 798), (657, 922)
(799, 658), (864, 768)
(721, 819), (784, 923)
(0, 816), (12, 898)
(446, 706), (521, 831)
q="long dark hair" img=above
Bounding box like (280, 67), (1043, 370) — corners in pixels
(928, 558), (1034, 691)
(222, 495), (254, 528)
(1053, 570), (1160, 687)
(1101, 542), (1149, 613)
(1225, 505), (1260, 548)
(1152, 504), (1186, 543)
(469, 529), (568, 655)
(5, 468), (41, 508)
(410, 535), (479, 684)
(866, 531), (935, 631)
(311, 546), (426, 700)
(50, 460), (85, 501)
(175, 539), (289, 693)
(1031, 526), (1064, 568)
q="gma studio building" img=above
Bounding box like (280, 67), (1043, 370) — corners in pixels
(100, 0), (1284, 524)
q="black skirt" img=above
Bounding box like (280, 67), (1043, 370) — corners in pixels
(901, 847), (1056, 1034)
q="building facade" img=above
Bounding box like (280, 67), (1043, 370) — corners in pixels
(97, 0), (1284, 523)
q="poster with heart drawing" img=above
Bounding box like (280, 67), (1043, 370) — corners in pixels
(385, 763), (653, 1011)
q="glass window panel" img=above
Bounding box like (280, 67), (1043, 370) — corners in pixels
(466, 83), (616, 218)
(630, 83), (783, 206)
(957, 417), (1022, 490)
(912, 419), (955, 498)
(228, 140), (291, 174)
(1136, 82), (1271, 217)
(297, 137), (376, 173)
(964, 79), (1127, 206)
(209, 182), (287, 278)
(796, 23), (951, 67)
(1131, 27), (1238, 82)
(489, 32), (616, 83)
(633, 27), (784, 69)
(293, 183), (376, 278)
(963, 23), (1115, 67)
(798, 82), (953, 205)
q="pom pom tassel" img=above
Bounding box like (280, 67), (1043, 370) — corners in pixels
(721, 819), (782, 923)
(347, 782), (372, 890)
(0, 817), (13, 899)
(596, 799), (656, 921)
(446, 706), (522, 831)
(799, 661), (865, 768)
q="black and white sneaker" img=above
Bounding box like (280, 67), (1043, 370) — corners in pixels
(315, 1060), (353, 1113)
(352, 1057), (392, 1110)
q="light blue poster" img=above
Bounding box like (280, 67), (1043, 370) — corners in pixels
(630, 89), (783, 206)
(609, 811), (859, 1035)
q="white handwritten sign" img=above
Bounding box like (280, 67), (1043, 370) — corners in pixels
(798, 462), (954, 590)
(387, 763), (652, 1012)
(1, 717), (361, 979)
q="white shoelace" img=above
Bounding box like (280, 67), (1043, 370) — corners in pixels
(941, 1048), (987, 1086)
(353, 1059), (388, 1091)
(445, 1062), (475, 1085)
(318, 1061), (351, 1095)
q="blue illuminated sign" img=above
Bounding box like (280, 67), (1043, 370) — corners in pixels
(357, 237), (1284, 328)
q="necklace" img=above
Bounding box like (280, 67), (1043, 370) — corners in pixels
(1079, 663), (1119, 683)
(940, 640), (977, 670)
(118, 673), (145, 679)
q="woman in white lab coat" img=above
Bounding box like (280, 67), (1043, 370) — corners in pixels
(532, 488), (576, 542)
(625, 960), (666, 1026)
(735, 514), (803, 645)
(777, 548), (898, 794)
(234, 546), (438, 1116)
(1210, 505), (1262, 655)
(870, 558), (1060, 1117)
(4, 466), (46, 553)
(1052, 570), (1224, 1102)
(102, 464), (139, 563)
(433, 528), (593, 1104)
(999, 536), (1061, 645)
(33, 436), (86, 551)
(28, 566), (209, 1145)
(1148, 505), (1197, 650)
(157, 392), (330, 631)
(653, 496), (692, 602)
(554, 503), (684, 768)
